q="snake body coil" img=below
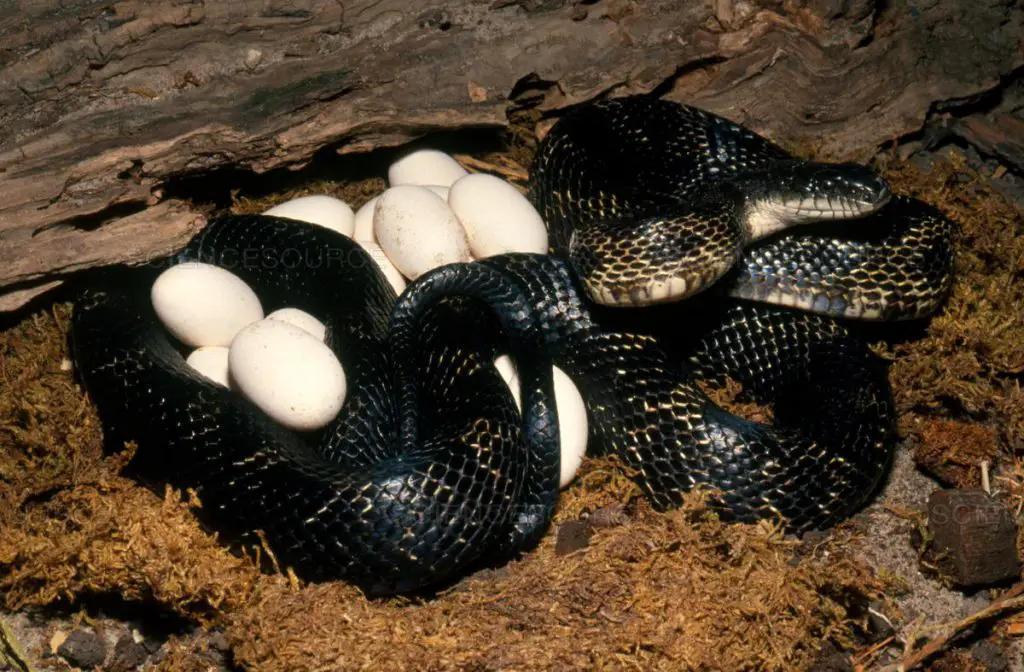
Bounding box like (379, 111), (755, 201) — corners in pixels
(70, 95), (956, 594)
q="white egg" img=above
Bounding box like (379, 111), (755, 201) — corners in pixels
(263, 195), (355, 237)
(493, 355), (588, 489)
(353, 196), (379, 242)
(448, 173), (548, 258)
(374, 186), (471, 280)
(152, 263), (263, 348)
(229, 320), (347, 431)
(388, 149), (468, 188)
(267, 308), (327, 342)
(493, 355), (520, 406)
(186, 346), (231, 387)
(423, 185), (450, 200)
(357, 240), (407, 295)
(355, 187), (448, 244)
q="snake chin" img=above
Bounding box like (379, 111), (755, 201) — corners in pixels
(743, 192), (889, 239)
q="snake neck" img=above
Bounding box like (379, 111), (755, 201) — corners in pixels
(386, 263), (554, 448)
(728, 159), (892, 241)
(386, 262), (562, 551)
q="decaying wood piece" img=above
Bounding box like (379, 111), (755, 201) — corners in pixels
(927, 489), (1020, 588)
(0, 0), (1020, 310)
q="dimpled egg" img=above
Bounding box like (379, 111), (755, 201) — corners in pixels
(493, 355), (589, 489)
(152, 263), (263, 348)
(263, 195), (355, 237)
(388, 149), (469, 188)
(267, 307), (327, 342)
(374, 185), (471, 280)
(185, 346), (231, 387)
(448, 174), (549, 258)
(229, 319), (347, 431)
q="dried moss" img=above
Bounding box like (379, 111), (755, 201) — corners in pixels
(227, 496), (881, 671)
(0, 304), (106, 527)
(874, 150), (1024, 455)
(912, 418), (999, 488)
(0, 480), (260, 624)
(229, 177), (388, 216)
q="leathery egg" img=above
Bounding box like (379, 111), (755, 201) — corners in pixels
(388, 149), (469, 188)
(185, 346), (231, 387)
(356, 187), (449, 244)
(267, 308), (327, 342)
(493, 355), (588, 488)
(152, 263), (263, 348)
(423, 185), (451, 200)
(448, 173), (548, 257)
(374, 186), (471, 280)
(262, 195), (355, 237)
(353, 196), (379, 242)
(229, 319), (347, 431)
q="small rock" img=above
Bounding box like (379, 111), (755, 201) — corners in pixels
(207, 630), (231, 652)
(971, 639), (1009, 671)
(244, 48), (262, 70)
(57, 628), (106, 670)
(108, 633), (149, 672)
(555, 520), (592, 556)
(927, 489), (1020, 587)
(807, 642), (854, 672)
(586, 504), (630, 528)
(801, 529), (830, 545)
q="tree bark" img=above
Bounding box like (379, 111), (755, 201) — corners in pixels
(0, 0), (1020, 310)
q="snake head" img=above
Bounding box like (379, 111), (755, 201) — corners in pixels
(741, 161), (892, 240)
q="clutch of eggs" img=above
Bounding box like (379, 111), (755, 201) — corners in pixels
(151, 149), (588, 487)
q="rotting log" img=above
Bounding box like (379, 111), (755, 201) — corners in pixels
(0, 0), (1021, 311)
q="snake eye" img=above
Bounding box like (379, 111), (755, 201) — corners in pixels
(831, 165), (890, 204)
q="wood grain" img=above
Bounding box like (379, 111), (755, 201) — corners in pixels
(0, 0), (1020, 310)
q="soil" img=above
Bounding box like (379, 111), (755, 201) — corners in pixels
(0, 130), (1022, 670)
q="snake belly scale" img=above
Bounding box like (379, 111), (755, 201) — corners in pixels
(70, 94), (956, 594)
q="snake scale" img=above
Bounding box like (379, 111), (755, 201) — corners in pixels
(70, 95), (956, 595)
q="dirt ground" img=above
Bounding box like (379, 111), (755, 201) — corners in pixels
(0, 131), (1022, 671)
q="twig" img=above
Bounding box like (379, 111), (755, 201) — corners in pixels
(868, 606), (899, 637)
(981, 459), (991, 494)
(254, 529), (283, 576)
(878, 581), (1024, 671)
(880, 503), (921, 521)
(852, 635), (896, 669)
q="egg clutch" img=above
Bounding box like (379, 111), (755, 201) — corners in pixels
(150, 149), (589, 490)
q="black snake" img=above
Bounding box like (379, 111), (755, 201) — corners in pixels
(70, 95), (956, 595)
